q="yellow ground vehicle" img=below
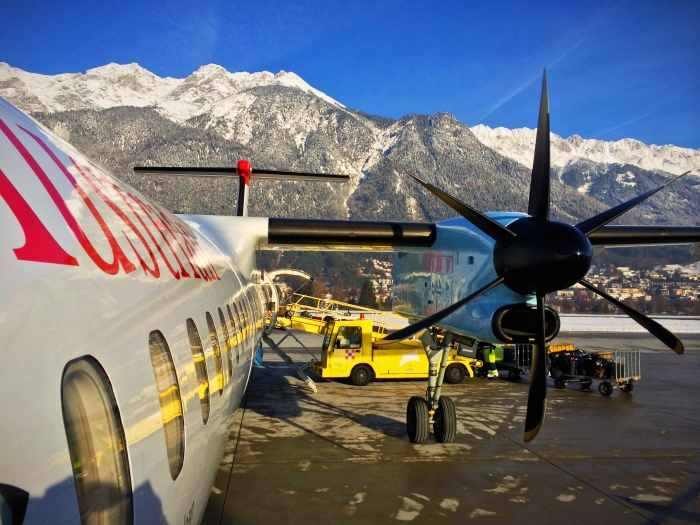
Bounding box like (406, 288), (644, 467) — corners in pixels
(308, 319), (481, 386)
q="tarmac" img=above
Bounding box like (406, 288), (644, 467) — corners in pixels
(202, 330), (700, 525)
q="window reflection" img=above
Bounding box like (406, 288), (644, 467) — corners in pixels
(218, 308), (233, 380)
(186, 318), (210, 424)
(206, 312), (224, 396)
(148, 331), (185, 480)
(61, 356), (133, 525)
(226, 304), (239, 364)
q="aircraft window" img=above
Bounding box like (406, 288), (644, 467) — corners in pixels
(186, 318), (210, 424)
(241, 298), (250, 335)
(61, 356), (133, 525)
(227, 304), (240, 364)
(234, 302), (246, 342)
(468, 256), (475, 265)
(335, 326), (362, 349)
(148, 331), (185, 480)
(249, 292), (257, 330)
(206, 312), (224, 396)
(218, 308), (233, 380)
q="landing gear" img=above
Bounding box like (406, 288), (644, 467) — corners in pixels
(405, 331), (458, 444)
(407, 396), (430, 444)
(433, 396), (457, 443)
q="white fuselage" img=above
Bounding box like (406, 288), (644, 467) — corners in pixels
(0, 97), (268, 524)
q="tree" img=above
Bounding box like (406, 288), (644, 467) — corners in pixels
(357, 279), (378, 309)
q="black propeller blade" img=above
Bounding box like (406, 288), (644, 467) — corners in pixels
(579, 279), (684, 354)
(376, 276), (505, 344)
(133, 166), (350, 182)
(388, 159), (516, 243)
(527, 71), (551, 221)
(524, 293), (548, 443)
(575, 171), (691, 236)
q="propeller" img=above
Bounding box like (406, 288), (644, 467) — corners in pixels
(133, 166), (350, 182)
(384, 70), (687, 442)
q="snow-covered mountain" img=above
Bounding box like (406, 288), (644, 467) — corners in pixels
(0, 61), (343, 124)
(1, 62), (697, 228)
(470, 124), (700, 176)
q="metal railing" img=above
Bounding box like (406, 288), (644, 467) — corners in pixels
(285, 294), (407, 332)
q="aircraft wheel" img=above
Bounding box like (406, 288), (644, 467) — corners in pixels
(620, 382), (634, 393)
(445, 364), (466, 384)
(554, 377), (566, 389)
(433, 396), (457, 443)
(598, 381), (613, 396)
(406, 396), (430, 444)
(350, 364), (372, 386)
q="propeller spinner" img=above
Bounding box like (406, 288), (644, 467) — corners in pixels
(384, 70), (687, 443)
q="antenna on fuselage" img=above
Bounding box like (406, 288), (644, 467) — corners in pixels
(133, 160), (349, 217)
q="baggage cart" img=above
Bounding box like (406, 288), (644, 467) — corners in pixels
(549, 347), (641, 396)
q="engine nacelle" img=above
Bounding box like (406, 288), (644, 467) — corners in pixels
(491, 303), (560, 343)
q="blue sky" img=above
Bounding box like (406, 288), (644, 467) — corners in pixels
(1, 0), (698, 148)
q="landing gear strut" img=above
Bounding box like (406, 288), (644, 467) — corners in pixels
(406, 330), (458, 444)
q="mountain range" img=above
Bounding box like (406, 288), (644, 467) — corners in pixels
(1, 61), (698, 228)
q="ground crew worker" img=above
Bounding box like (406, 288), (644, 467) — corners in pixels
(483, 344), (498, 380)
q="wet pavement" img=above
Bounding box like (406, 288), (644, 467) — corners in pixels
(202, 331), (700, 525)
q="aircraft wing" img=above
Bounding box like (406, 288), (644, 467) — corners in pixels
(266, 220), (700, 250)
(265, 218), (436, 250)
(587, 226), (700, 248)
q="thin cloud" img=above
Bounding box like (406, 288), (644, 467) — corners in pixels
(591, 109), (659, 139)
(473, 2), (625, 124)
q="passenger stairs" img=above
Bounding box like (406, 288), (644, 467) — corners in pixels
(277, 294), (409, 340)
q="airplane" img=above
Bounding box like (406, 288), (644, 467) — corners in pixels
(1, 71), (698, 525)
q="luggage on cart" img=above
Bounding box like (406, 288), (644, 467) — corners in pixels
(548, 347), (640, 396)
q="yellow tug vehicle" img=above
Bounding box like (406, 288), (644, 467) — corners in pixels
(309, 319), (481, 386)
(277, 295), (481, 386)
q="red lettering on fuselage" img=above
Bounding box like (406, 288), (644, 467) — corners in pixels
(0, 167), (79, 266)
(0, 117), (219, 282)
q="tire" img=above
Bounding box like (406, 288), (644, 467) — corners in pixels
(406, 396), (430, 444)
(620, 382), (634, 393)
(350, 364), (372, 386)
(581, 381), (592, 390)
(508, 369), (521, 382)
(554, 377), (566, 389)
(445, 364), (466, 384)
(433, 396), (457, 443)
(598, 381), (613, 396)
